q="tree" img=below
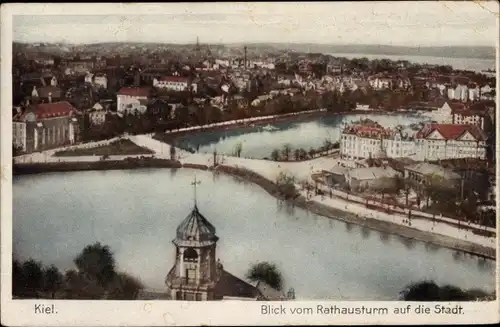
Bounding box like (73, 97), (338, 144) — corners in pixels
(246, 261), (284, 291)
(276, 172), (297, 199)
(43, 265), (63, 299)
(12, 143), (23, 157)
(169, 145), (176, 160)
(397, 176), (412, 206)
(271, 149), (280, 161)
(234, 142), (243, 157)
(74, 242), (116, 287)
(294, 149), (300, 161)
(400, 280), (491, 301)
(107, 272), (144, 300)
(12, 258), (25, 297)
(21, 259), (44, 297)
(282, 144), (292, 161)
(323, 139), (332, 151)
(308, 148), (316, 159)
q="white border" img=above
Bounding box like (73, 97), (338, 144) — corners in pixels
(1, 2), (499, 326)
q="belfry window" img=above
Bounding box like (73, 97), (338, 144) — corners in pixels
(183, 248), (198, 262)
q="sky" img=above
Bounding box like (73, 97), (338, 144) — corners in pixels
(9, 2), (500, 46)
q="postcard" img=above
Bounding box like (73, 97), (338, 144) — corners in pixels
(1, 1), (499, 326)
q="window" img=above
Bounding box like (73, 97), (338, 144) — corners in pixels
(196, 293), (202, 301)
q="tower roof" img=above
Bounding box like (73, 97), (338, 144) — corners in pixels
(175, 205), (218, 245)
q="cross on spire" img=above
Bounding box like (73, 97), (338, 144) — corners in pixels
(191, 175), (201, 207)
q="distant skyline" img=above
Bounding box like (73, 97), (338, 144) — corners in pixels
(10, 2), (500, 46)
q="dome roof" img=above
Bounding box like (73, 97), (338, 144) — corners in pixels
(175, 205), (218, 244)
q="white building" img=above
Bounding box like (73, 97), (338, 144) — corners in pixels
(448, 84), (469, 102)
(368, 77), (392, 90)
(340, 124), (416, 160)
(421, 102), (454, 124)
(415, 124), (487, 161)
(468, 87), (480, 102)
(94, 74), (108, 89)
(117, 87), (151, 116)
(88, 103), (107, 125)
(452, 111), (486, 130)
(153, 76), (197, 93)
(84, 72), (94, 84)
(13, 120), (27, 152)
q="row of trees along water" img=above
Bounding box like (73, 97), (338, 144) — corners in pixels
(80, 86), (421, 143)
(269, 139), (340, 162)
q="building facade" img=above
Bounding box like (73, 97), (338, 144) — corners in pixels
(153, 76), (197, 93)
(117, 87), (151, 115)
(88, 103), (107, 126)
(340, 125), (415, 160)
(415, 124), (487, 161)
(452, 111), (486, 131)
(13, 101), (80, 153)
(341, 122), (487, 162)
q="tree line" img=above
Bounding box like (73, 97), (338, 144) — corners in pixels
(13, 242), (144, 300)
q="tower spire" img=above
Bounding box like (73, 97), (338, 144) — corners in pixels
(191, 175), (201, 207)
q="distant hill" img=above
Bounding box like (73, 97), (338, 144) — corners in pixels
(230, 43), (497, 60)
(13, 42), (496, 60)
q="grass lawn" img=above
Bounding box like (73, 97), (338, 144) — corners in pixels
(54, 139), (155, 157)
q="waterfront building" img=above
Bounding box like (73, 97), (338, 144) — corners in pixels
(415, 124), (487, 161)
(340, 124), (416, 160)
(13, 101), (80, 153)
(165, 178), (287, 301)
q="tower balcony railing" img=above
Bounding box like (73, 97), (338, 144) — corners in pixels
(166, 268), (216, 288)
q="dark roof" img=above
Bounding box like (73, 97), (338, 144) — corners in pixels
(214, 269), (260, 299)
(38, 86), (63, 99)
(175, 205), (218, 243)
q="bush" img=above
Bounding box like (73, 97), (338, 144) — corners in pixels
(246, 262), (284, 291)
(400, 280), (494, 301)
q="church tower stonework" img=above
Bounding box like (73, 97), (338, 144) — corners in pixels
(165, 176), (288, 301)
(165, 178), (220, 301)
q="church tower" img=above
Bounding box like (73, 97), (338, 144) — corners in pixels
(165, 177), (220, 301)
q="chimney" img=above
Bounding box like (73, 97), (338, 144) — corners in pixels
(244, 46), (247, 69)
(48, 92), (52, 103)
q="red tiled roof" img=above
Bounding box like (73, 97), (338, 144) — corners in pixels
(343, 125), (393, 138)
(19, 101), (77, 121)
(158, 76), (189, 83)
(416, 124), (486, 141)
(118, 87), (151, 97)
